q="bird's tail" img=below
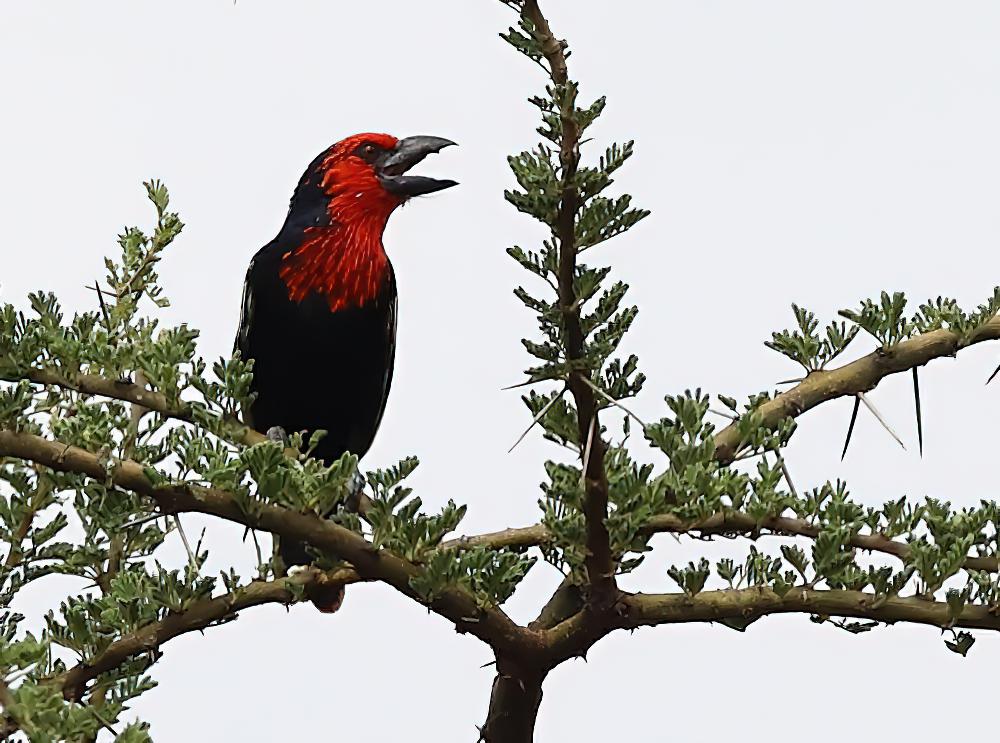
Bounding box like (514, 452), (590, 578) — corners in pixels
(305, 579), (346, 614)
(274, 459), (365, 614)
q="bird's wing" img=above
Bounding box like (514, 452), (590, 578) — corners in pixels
(234, 256), (258, 427)
(235, 257), (256, 356)
(369, 264), (398, 437)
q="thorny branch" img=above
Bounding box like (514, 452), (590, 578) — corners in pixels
(522, 0), (617, 608)
(1, 565), (362, 738)
(713, 316), (1000, 462)
(0, 367), (261, 447)
(10, 314), (1000, 543)
(540, 587), (1000, 664)
(2, 3), (1000, 741)
(7, 317), (1000, 475)
(56, 568), (354, 703)
(0, 429), (538, 660)
(2, 405), (1000, 736)
(84, 368), (152, 743)
(444, 512), (999, 574)
(0, 366), (377, 514)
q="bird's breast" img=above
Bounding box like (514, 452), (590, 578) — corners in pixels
(278, 225), (389, 312)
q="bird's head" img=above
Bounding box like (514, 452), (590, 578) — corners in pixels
(278, 133), (457, 311)
(298, 133), (458, 226)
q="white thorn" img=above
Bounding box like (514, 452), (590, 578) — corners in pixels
(582, 377), (648, 427)
(858, 393), (906, 449)
(508, 388), (566, 453)
(708, 408), (738, 421)
(580, 416), (597, 487)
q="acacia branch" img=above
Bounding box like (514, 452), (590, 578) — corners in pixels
(447, 511), (999, 573)
(56, 568), (358, 702)
(9, 314), (1000, 472)
(0, 570), (358, 738)
(713, 316), (1000, 462)
(522, 0), (617, 607)
(480, 659), (546, 743)
(58, 576), (306, 701)
(456, 313), (1000, 640)
(529, 577), (583, 631)
(1, 367), (263, 447)
(0, 429), (541, 659)
(441, 524), (548, 552)
(1, 367), (381, 519)
(542, 586), (1000, 664)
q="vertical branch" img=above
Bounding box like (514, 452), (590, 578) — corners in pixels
(480, 659), (547, 743)
(529, 576), (584, 630)
(85, 369), (150, 741)
(522, 0), (617, 605)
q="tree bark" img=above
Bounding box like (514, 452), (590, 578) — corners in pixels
(480, 658), (547, 743)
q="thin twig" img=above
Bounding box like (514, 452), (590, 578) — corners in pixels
(0, 676), (18, 739)
(2, 664), (37, 686)
(92, 281), (113, 333)
(121, 512), (162, 530)
(173, 516), (198, 571)
(88, 706), (118, 737)
(249, 528), (265, 579)
(118, 249), (159, 298)
(777, 455), (798, 499)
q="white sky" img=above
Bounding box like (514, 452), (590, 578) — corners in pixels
(2, 1), (999, 740)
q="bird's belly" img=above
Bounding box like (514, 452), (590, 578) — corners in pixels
(246, 306), (393, 462)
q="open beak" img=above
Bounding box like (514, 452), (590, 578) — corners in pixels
(378, 135), (458, 197)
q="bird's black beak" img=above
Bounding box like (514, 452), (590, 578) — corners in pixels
(378, 136), (458, 197)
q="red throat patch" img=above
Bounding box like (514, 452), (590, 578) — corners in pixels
(279, 223), (389, 312)
(279, 133), (401, 311)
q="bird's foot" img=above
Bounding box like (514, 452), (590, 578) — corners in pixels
(345, 468), (366, 513)
(286, 564), (311, 578)
(266, 426), (289, 445)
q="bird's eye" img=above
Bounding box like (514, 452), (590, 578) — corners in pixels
(355, 142), (380, 162)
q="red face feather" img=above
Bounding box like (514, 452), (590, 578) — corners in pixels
(279, 133), (402, 312)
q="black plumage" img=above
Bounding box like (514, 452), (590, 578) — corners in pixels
(233, 133), (455, 611)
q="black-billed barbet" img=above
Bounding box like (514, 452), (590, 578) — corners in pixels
(235, 133), (456, 611)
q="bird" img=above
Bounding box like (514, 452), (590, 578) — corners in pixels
(235, 133), (457, 611)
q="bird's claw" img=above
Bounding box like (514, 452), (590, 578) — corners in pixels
(345, 468), (366, 513)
